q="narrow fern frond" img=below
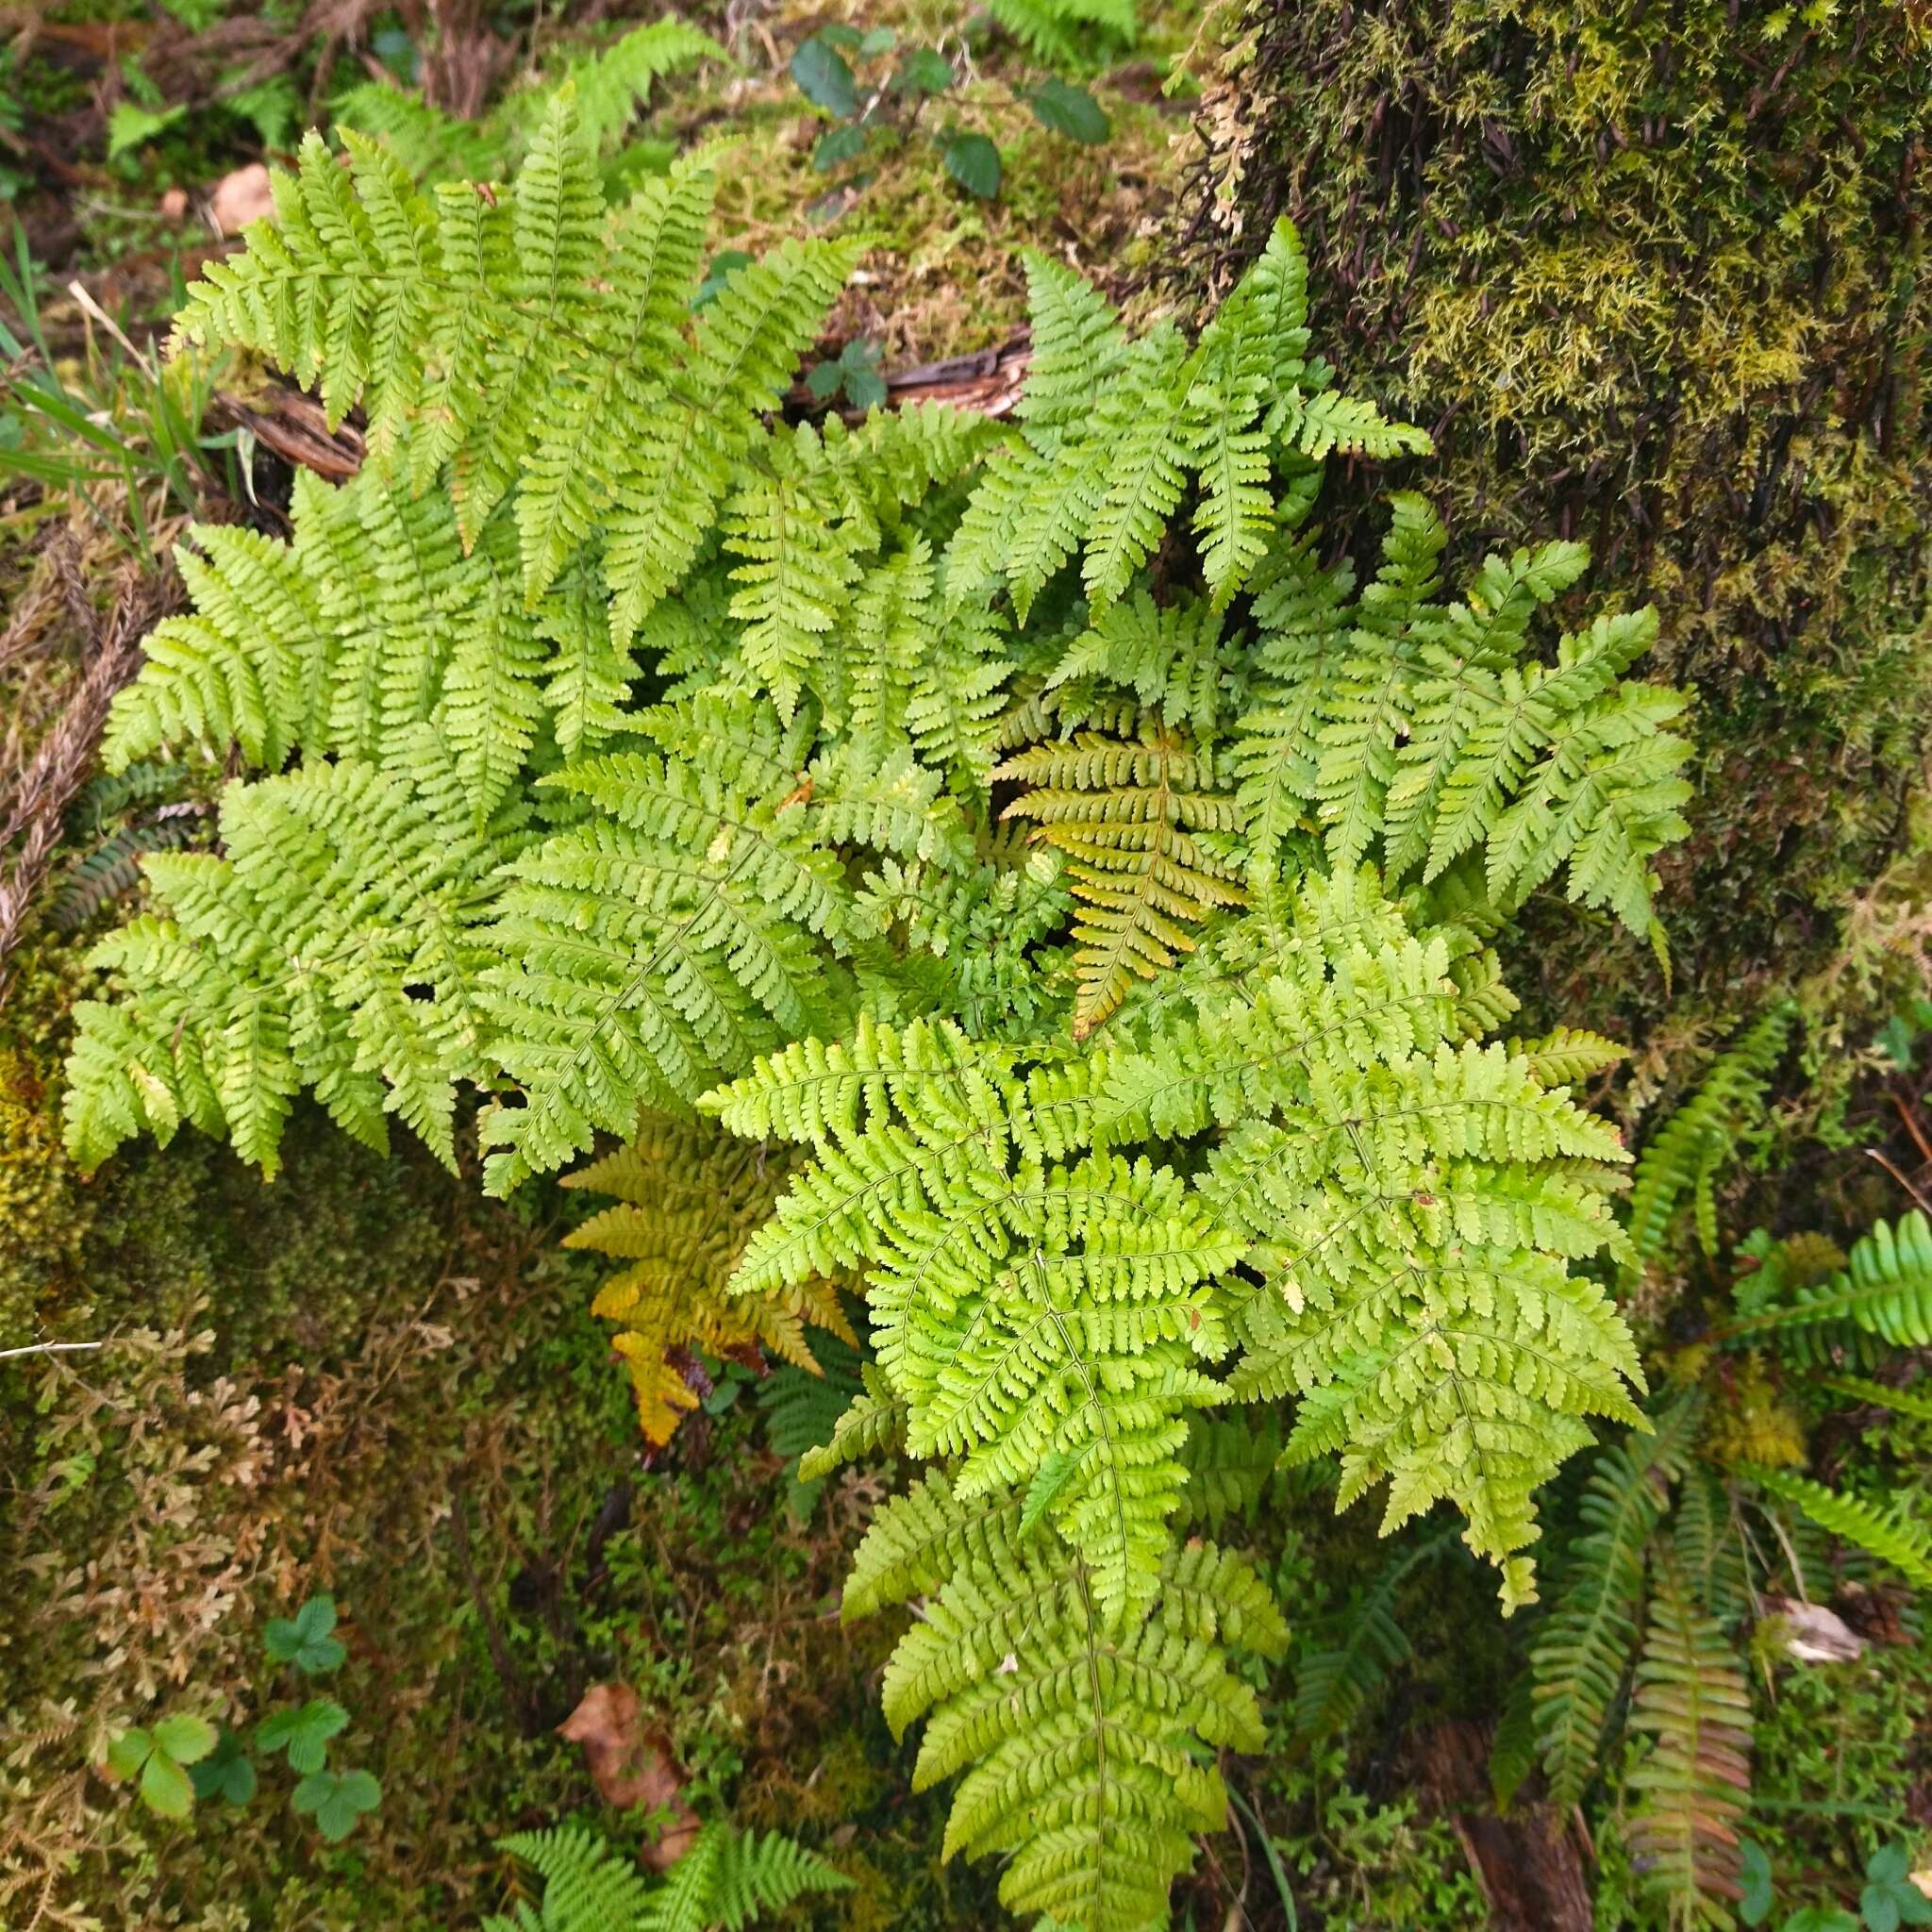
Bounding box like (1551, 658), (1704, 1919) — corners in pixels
(995, 724), (1246, 1039)
(1624, 1557), (1753, 1930)
(1624, 1006), (1796, 1276)
(1746, 1468), (1932, 1591)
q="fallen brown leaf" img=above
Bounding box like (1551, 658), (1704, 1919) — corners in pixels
(1761, 1594), (1866, 1663)
(209, 163), (273, 238)
(556, 1682), (701, 1870)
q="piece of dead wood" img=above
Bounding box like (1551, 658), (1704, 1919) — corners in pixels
(556, 1682), (701, 1870)
(0, 565), (183, 980)
(1410, 1719), (1594, 1932)
(219, 333), (1035, 496)
(210, 387), (367, 484)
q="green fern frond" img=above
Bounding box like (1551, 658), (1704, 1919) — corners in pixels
(858, 1482), (1286, 1931)
(491, 1824), (656, 1931)
(1746, 1468), (1932, 1591)
(64, 744), (515, 1177)
(994, 724), (1246, 1039)
(1292, 1530), (1456, 1743)
(704, 1016), (1240, 1623)
(1531, 1396), (1701, 1808)
(1624, 1557), (1753, 1930)
(1235, 491), (1689, 941)
(1717, 1208), (1932, 1358)
(1816, 1372), (1932, 1424)
(1624, 1006), (1794, 1275)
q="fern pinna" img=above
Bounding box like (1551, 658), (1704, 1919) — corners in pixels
(64, 98), (1699, 1932)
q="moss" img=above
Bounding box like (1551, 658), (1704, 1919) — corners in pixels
(1195, 0), (1932, 1056)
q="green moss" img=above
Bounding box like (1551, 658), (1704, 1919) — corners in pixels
(1203, 0), (1932, 1052)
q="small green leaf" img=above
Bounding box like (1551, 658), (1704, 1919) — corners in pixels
(1027, 78), (1110, 144)
(844, 365), (888, 410)
(1862, 1845), (1932, 1932)
(894, 48), (954, 95)
(106, 1727), (153, 1781)
(790, 37), (858, 119)
(265, 1594), (346, 1674)
(292, 1767), (382, 1842)
(107, 102), (185, 161)
(813, 125), (869, 172)
(806, 359), (846, 402)
(140, 1750), (195, 1820)
(941, 132), (1000, 200)
(190, 1730), (258, 1807)
(151, 1713), (217, 1765)
(858, 25), (898, 55)
(816, 24), (865, 49)
(1781, 1910), (1857, 1932)
(1739, 1840), (1774, 1925)
(693, 250), (754, 309)
(258, 1697), (349, 1774)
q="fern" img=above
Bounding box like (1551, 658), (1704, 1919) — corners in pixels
(1747, 1468), (1932, 1591)
(561, 1116), (853, 1445)
(948, 228), (1427, 623)
(1717, 1208), (1932, 1358)
(1291, 1530), (1455, 1743)
(703, 1015), (1242, 1624)
(1530, 1396), (1700, 1808)
(994, 724), (1246, 1038)
(851, 1475), (1287, 1929)
(1234, 494), (1691, 941)
(1091, 865), (1645, 1609)
(1624, 1557), (1753, 1930)
(1624, 1006), (1795, 1276)
(487, 1821), (846, 1932)
(63, 136), (1708, 1932)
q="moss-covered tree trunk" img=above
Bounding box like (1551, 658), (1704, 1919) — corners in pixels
(1194, 0), (1930, 1043)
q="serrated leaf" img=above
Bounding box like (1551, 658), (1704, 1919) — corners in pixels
(292, 1767), (382, 1842)
(1028, 78), (1109, 144)
(190, 1730), (258, 1807)
(106, 1727), (153, 1780)
(151, 1714), (217, 1765)
(140, 1750), (195, 1820)
(258, 1697), (349, 1774)
(941, 133), (1000, 200)
(791, 37), (858, 118)
(814, 125), (869, 172)
(895, 47), (954, 93)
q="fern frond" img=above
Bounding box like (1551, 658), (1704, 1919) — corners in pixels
(706, 1017), (1240, 1622)
(1717, 1208), (1932, 1357)
(1746, 1468), (1932, 1591)
(64, 746), (515, 1176)
(1624, 1557), (1753, 1930)
(641, 1823), (848, 1932)
(1096, 866), (1642, 1609)
(492, 1824), (656, 1931)
(1291, 1530), (1455, 1743)
(477, 749), (859, 1193)
(561, 1115), (852, 1444)
(864, 1487), (1286, 1931)
(1816, 1372), (1932, 1424)
(995, 724), (1245, 1039)
(1531, 1396), (1700, 1807)
(1624, 1007), (1796, 1276)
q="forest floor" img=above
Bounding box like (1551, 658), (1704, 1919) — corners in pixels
(2, 4), (1928, 1931)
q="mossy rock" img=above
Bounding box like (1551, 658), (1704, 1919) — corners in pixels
(1199, 0), (1931, 1043)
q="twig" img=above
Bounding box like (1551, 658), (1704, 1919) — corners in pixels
(0, 1341), (106, 1361)
(1866, 1145), (1932, 1218)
